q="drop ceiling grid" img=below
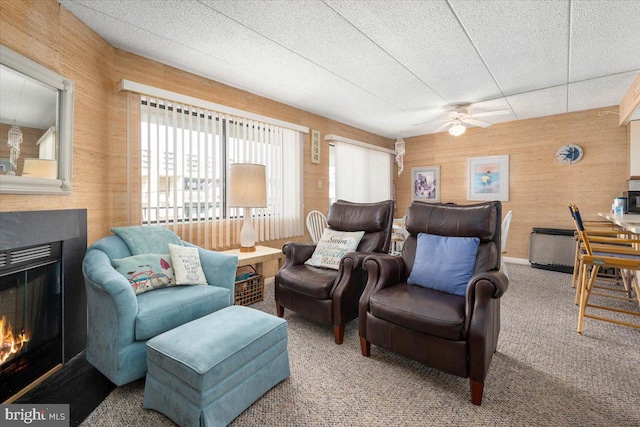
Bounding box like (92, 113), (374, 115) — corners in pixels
(569, 0), (640, 81)
(206, 0), (442, 111)
(59, 0), (412, 136)
(449, 0), (570, 97)
(328, 0), (505, 109)
(56, 0), (640, 139)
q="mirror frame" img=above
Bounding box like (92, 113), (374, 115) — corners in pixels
(0, 44), (74, 195)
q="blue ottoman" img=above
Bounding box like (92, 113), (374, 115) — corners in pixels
(143, 305), (290, 427)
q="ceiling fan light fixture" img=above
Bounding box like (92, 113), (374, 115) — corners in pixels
(449, 120), (466, 136)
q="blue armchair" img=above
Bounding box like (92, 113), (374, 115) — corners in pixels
(82, 231), (238, 386)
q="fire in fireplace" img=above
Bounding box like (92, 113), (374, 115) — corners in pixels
(0, 242), (63, 402)
(0, 315), (30, 364)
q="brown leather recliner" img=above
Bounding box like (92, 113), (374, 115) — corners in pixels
(359, 201), (508, 405)
(275, 199), (394, 344)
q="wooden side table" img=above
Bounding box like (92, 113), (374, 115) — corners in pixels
(220, 245), (284, 276)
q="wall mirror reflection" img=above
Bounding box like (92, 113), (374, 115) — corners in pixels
(0, 45), (74, 194)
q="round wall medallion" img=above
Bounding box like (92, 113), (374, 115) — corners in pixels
(555, 144), (584, 164)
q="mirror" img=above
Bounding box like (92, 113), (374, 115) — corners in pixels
(0, 44), (74, 194)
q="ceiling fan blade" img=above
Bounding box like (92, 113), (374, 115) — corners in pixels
(468, 109), (510, 118)
(464, 118), (492, 128)
(411, 118), (451, 127)
(433, 122), (453, 133)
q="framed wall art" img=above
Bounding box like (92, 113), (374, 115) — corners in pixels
(411, 166), (440, 202)
(310, 129), (320, 164)
(467, 155), (509, 201)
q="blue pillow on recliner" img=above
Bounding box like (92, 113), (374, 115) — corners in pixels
(407, 233), (480, 297)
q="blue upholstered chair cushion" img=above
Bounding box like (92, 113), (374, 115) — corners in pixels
(111, 225), (183, 255)
(135, 285), (231, 341)
(407, 233), (480, 297)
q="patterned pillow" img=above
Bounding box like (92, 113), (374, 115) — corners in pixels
(113, 254), (175, 295)
(305, 229), (365, 270)
(169, 244), (208, 285)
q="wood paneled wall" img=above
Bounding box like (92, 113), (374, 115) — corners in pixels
(0, 0), (630, 267)
(395, 107), (628, 259)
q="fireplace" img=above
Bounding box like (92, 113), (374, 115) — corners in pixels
(0, 210), (87, 402)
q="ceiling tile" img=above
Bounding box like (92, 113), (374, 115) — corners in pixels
(449, 0), (570, 95)
(203, 0), (442, 111)
(506, 86), (568, 119)
(327, 0), (501, 106)
(570, 0), (640, 81)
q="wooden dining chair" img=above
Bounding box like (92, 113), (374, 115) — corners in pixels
(570, 225), (632, 302)
(569, 205), (637, 303)
(569, 204), (640, 333)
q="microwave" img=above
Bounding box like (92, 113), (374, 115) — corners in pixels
(624, 191), (640, 213)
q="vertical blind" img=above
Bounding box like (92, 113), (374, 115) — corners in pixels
(334, 142), (392, 203)
(138, 96), (303, 249)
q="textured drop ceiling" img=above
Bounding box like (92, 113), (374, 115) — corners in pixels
(59, 0), (640, 138)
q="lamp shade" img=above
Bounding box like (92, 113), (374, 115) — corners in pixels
(228, 163), (267, 207)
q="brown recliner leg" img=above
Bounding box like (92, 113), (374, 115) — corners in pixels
(470, 379), (484, 405)
(276, 303), (284, 318)
(360, 337), (371, 356)
(333, 325), (345, 344)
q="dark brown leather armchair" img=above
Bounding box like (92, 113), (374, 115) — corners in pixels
(276, 199), (394, 344)
(359, 201), (508, 405)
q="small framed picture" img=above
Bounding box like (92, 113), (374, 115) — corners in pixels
(412, 166), (440, 202)
(467, 155), (509, 201)
(311, 130), (320, 164)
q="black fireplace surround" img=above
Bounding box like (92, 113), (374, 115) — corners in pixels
(0, 209), (87, 400)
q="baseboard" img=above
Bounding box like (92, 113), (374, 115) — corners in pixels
(504, 256), (530, 265)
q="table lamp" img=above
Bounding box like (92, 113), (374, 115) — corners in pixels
(228, 163), (267, 252)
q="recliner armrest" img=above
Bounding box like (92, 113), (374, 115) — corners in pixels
(467, 270), (509, 300)
(282, 241), (317, 266)
(464, 269), (509, 381)
(362, 253), (407, 291)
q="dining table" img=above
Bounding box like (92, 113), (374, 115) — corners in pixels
(597, 212), (640, 234)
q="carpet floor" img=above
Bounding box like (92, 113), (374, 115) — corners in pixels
(81, 264), (640, 426)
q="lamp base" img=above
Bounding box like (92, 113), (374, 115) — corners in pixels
(239, 207), (257, 252)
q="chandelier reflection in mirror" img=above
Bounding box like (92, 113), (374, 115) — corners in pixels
(7, 124), (23, 176)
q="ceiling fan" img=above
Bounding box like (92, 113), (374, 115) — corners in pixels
(415, 105), (511, 136)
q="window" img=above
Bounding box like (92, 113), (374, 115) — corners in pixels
(138, 96), (303, 248)
(329, 140), (392, 204)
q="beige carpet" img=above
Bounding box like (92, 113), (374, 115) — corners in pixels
(82, 264), (640, 426)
